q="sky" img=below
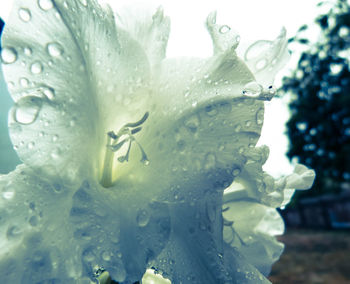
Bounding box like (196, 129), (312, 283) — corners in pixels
(0, 0), (321, 176)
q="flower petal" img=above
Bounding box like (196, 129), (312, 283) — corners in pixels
(148, 199), (269, 283)
(223, 144), (315, 208)
(1, 0), (150, 181)
(0, 165), (170, 283)
(223, 200), (285, 276)
(116, 5), (170, 71)
(244, 28), (290, 86)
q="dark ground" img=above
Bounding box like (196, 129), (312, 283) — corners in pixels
(269, 229), (350, 284)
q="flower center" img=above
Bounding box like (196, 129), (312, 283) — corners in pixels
(100, 112), (150, 188)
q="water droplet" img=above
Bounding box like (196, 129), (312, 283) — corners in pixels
(242, 82), (263, 97)
(206, 201), (216, 222)
(1, 47), (17, 64)
(232, 167), (241, 177)
(24, 47), (32, 56)
(256, 59), (267, 70)
(79, 0), (88, 6)
(52, 135), (58, 142)
(69, 119), (76, 127)
(18, 8), (31, 22)
(29, 216), (38, 226)
(30, 61), (43, 74)
(205, 105), (218, 117)
(185, 114), (200, 133)
(13, 96), (43, 125)
(256, 108), (264, 125)
(51, 148), (61, 159)
(219, 25), (231, 34)
(101, 251), (111, 261)
(43, 87), (55, 100)
(27, 141), (35, 149)
(267, 85), (276, 95)
(245, 120), (252, 128)
(6, 226), (22, 240)
(20, 77), (29, 87)
(38, 0), (53, 10)
(234, 124), (241, 132)
(136, 209), (150, 227)
(3, 190), (15, 200)
(192, 101), (198, 108)
(204, 153), (216, 170)
(47, 42), (64, 57)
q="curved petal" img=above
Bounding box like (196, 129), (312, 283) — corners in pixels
(223, 200), (285, 276)
(0, 165), (170, 283)
(116, 5), (170, 72)
(222, 144), (315, 208)
(244, 28), (290, 86)
(1, 0), (150, 181)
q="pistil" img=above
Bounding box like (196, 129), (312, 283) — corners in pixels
(100, 132), (117, 188)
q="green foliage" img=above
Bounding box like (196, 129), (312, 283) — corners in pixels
(282, 0), (350, 202)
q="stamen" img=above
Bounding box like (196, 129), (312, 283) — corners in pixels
(123, 111), (149, 128)
(100, 112), (150, 188)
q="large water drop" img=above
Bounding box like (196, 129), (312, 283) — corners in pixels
(242, 82), (263, 97)
(1, 47), (18, 64)
(18, 8), (32, 22)
(38, 0), (53, 10)
(47, 42), (64, 57)
(13, 96), (43, 125)
(30, 61), (43, 74)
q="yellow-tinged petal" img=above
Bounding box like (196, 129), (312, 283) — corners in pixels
(2, 0), (150, 182)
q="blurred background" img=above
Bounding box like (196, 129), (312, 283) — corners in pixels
(1, 0), (350, 283)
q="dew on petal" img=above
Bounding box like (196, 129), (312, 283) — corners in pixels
(136, 209), (150, 227)
(13, 96), (43, 125)
(268, 85), (277, 95)
(79, 0), (88, 7)
(38, 0), (53, 10)
(29, 216), (38, 226)
(2, 190), (15, 200)
(256, 108), (264, 125)
(47, 42), (64, 57)
(1, 47), (18, 64)
(232, 166), (241, 177)
(101, 251), (111, 261)
(6, 226), (22, 240)
(204, 153), (216, 170)
(23, 47), (32, 56)
(184, 114), (200, 133)
(18, 8), (32, 22)
(51, 148), (61, 159)
(205, 105), (218, 117)
(219, 25), (231, 34)
(27, 141), (35, 149)
(20, 77), (30, 87)
(30, 61), (43, 74)
(242, 82), (263, 97)
(256, 58), (267, 70)
(206, 201), (216, 222)
(43, 87), (55, 100)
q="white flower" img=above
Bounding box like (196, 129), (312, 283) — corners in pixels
(0, 0), (315, 283)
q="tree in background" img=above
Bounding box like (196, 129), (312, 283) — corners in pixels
(282, 0), (350, 202)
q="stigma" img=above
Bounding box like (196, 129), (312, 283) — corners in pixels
(100, 112), (150, 188)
